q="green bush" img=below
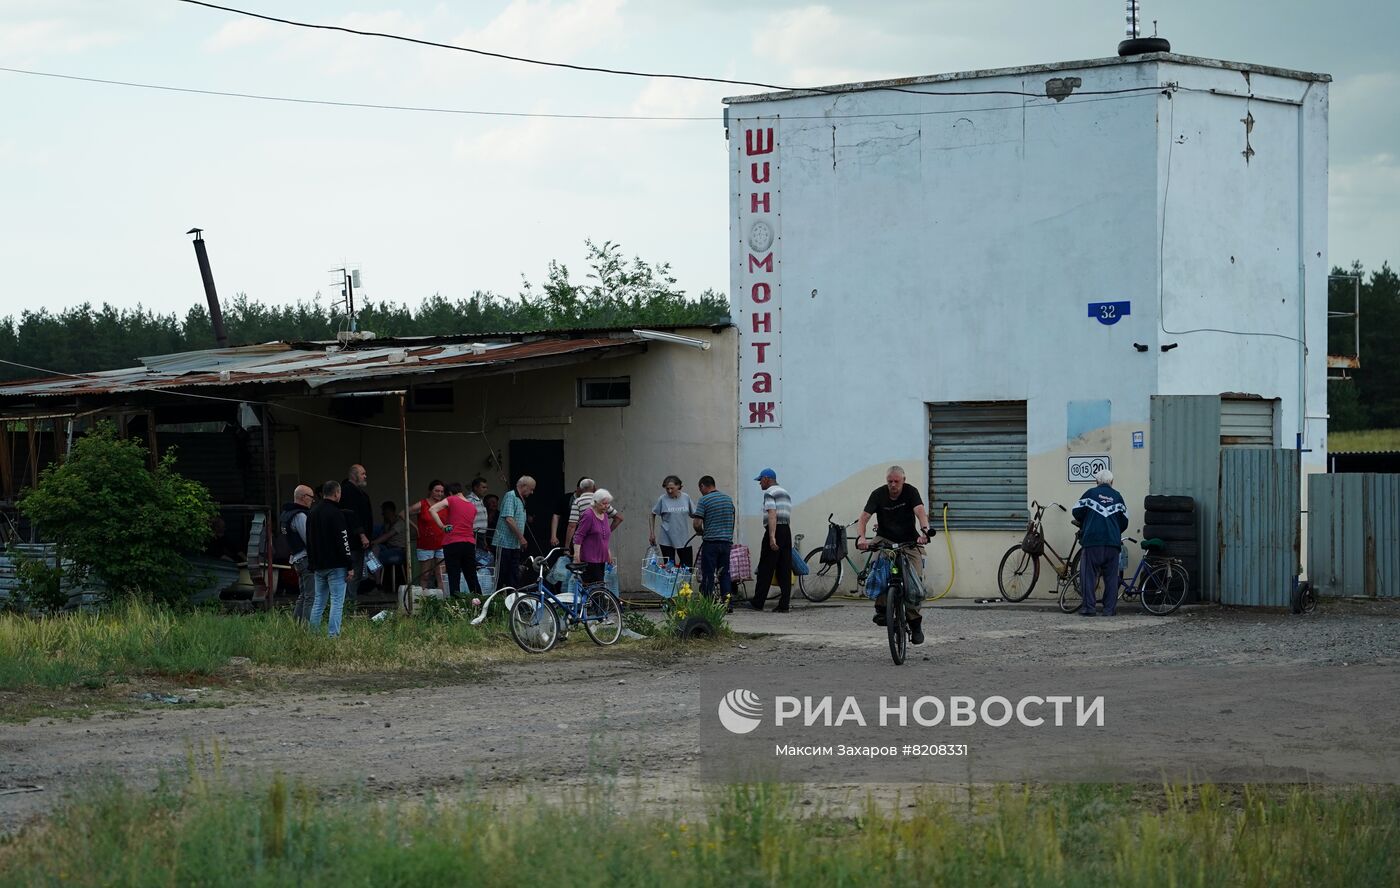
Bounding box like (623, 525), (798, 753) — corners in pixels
(17, 422), (216, 603)
(661, 579), (729, 637)
(3, 548), (68, 614)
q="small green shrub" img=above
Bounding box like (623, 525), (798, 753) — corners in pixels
(660, 579), (729, 637)
(4, 548), (69, 614)
(622, 609), (656, 637)
(17, 422), (216, 603)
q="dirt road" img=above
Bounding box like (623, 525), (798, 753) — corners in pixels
(2, 599), (1396, 830)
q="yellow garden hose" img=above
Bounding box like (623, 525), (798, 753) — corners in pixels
(925, 503), (955, 602)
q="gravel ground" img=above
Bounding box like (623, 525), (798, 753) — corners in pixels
(0, 596), (1395, 831)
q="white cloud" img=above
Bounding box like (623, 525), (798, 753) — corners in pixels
(629, 77), (725, 121)
(1329, 71), (1400, 162)
(0, 17), (125, 62)
(1330, 152), (1400, 268)
(205, 17), (280, 52)
(463, 0), (625, 61)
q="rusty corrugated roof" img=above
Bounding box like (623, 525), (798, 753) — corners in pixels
(0, 335), (643, 401)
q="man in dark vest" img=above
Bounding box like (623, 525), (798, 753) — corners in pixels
(279, 484), (315, 622)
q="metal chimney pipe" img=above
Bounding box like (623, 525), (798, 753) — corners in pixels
(187, 228), (229, 348)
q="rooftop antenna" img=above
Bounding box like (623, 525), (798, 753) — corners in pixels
(329, 266), (362, 333)
(1118, 0), (1171, 55)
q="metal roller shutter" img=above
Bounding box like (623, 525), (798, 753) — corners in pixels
(928, 402), (1027, 530)
(1220, 398), (1277, 448)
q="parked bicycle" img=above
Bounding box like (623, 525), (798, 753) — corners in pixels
(800, 515), (905, 603)
(506, 548), (623, 653)
(865, 540), (923, 666)
(1057, 537), (1189, 616)
(997, 501), (1083, 603)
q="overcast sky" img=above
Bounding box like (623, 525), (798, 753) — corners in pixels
(2, 0), (1396, 320)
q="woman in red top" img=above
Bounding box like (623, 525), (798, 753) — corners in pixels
(430, 481), (482, 599)
(411, 479), (447, 590)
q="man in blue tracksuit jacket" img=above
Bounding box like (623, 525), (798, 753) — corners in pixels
(1072, 469), (1129, 616)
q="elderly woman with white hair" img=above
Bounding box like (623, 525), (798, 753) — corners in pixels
(1071, 469), (1130, 617)
(572, 487), (617, 585)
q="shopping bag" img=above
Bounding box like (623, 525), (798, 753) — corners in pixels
(791, 548), (809, 576)
(729, 544), (752, 581)
(821, 523), (847, 564)
(547, 554), (573, 585)
(864, 555), (891, 600)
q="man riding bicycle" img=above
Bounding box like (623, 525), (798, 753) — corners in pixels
(856, 466), (935, 645)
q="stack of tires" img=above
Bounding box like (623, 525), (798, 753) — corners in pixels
(1142, 495), (1198, 602)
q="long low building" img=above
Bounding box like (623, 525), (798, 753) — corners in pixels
(0, 325), (738, 596)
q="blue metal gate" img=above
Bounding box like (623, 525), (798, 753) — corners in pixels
(1307, 473), (1400, 598)
(1219, 449), (1300, 607)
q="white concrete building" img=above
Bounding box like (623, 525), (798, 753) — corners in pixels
(725, 52), (1330, 600)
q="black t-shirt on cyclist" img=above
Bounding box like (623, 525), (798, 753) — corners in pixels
(863, 485), (923, 544)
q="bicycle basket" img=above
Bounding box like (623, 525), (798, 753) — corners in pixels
(1021, 528), (1045, 557)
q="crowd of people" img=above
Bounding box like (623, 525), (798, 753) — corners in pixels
(276, 465), (506, 637)
(279, 461), (951, 639)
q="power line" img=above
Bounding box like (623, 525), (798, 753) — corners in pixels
(0, 66), (714, 121)
(178, 0), (800, 93)
(177, 0), (1168, 102)
(1, 63), (1162, 123)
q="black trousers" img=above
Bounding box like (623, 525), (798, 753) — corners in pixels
(581, 562), (607, 585)
(753, 524), (793, 610)
(660, 544), (694, 569)
(443, 541), (483, 597)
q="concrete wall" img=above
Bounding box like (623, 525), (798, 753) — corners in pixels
(727, 57), (1328, 596)
(272, 328), (738, 590)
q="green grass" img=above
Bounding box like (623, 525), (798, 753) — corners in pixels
(0, 600), (513, 691)
(1, 771), (1395, 887)
(1329, 427), (1400, 452)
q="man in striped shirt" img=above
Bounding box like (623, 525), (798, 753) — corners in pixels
(692, 475), (736, 606)
(750, 468), (793, 612)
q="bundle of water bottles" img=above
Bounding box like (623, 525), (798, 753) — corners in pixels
(641, 546), (693, 598)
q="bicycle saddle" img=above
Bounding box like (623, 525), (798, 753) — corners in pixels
(565, 561), (588, 573)
(1139, 538), (1166, 552)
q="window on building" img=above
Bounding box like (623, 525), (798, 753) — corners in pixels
(1220, 397), (1278, 447)
(578, 377), (631, 407)
(407, 384), (454, 412)
(928, 401), (1028, 531)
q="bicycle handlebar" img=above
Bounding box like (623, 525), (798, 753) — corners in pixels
(863, 540), (925, 551)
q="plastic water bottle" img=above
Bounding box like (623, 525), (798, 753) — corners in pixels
(1119, 549), (1129, 573)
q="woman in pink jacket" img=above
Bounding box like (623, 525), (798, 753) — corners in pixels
(572, 488), (616, 585)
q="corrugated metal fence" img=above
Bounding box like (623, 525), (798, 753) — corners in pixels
(1219, 449), (1299, 607)
(1149, 395), (1221, 601)
(1307, 473), (1400, 598)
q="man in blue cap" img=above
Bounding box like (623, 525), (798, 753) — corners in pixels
(750, 468), (793, 612)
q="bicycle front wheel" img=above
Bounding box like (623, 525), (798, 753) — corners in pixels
(887, 581), (907, 666)
(799, 547), (843, 602)
(509, 592), (560, 653)
(1140, 562), (1187, 616)
(997, 546), (1039, 602)
(1057, 551), (1083, 614)
(583, 588), (623, 646)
